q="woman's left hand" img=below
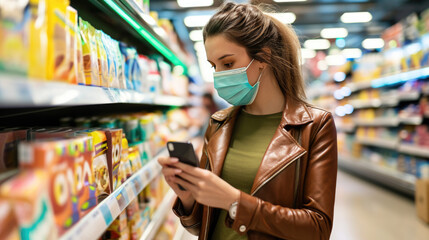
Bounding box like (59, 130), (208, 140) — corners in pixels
(171, 161), (240, 210)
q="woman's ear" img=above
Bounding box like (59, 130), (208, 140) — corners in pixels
(256, 47), (271, 69)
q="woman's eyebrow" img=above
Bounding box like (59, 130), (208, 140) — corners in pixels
(218, 54), (234, 60)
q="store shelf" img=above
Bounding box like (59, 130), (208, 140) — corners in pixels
(307, 86), (336, 100)
(336, 123), (356, 133)
(173, 225), (187, 240)
(338, 154), (416, 196)
(73, 0), (188, 70)
(349, 98), (399, 109)
(372, 67), (429, 89)
(398, 116), (424, 125)
(0, 75), (187, 107)
(353, 117), (400, 127)
(140, 189), (177, 240)
(356, 137), (398, 150)
(398, 143), (429, 159)
(346, 81), (373, 93)
(60, 148), (168, 240)
(397, 90), (421, 101)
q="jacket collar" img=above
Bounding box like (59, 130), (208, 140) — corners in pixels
(211, 98), (314, 127)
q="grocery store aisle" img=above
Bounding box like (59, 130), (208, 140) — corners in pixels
(179, 170), (429, 240)
(331, 171), (429, 240)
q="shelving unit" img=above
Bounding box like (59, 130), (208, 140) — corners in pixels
(0, 75), (188, 107)
(140, 189), (177, 240)
(356, 137), (398, 150)
(70, 0), (188, 70)
(398, 143), (429, 159)
(60, 149), (167, 240)
(353, 117), (400, 127)
(338, 154), (416, 196)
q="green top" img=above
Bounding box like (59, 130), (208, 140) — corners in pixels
(211, 109), (283, 240)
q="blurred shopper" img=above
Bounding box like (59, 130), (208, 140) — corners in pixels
(202, 92), (219, 115)
(159, 2), (337, 240)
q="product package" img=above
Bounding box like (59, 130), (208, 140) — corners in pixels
(0, 0), (30, 75)
(121, 136), (133, 180)
(46, 0), (69, 81)
(85, 130), (111, 202)
(102, 210), (129, 240)
(80, 19), (100, 86)
(126, 199), (143, 240)
(102, 34), (117, 88)
(128, 147), (142, 173)
(0, 170), (58, 240)
(28, 0), (48, 79)
(65, 6), (78, 84)
(96, 30), (109, 87)
(0, 200), (20, 240)
(18, 136), (94, 235)
(105, 129), (123, 191)
(0, 129), (28, 172)
(112, 39), (127, 89)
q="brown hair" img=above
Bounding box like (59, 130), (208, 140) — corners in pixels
(203, 2), (306, 103)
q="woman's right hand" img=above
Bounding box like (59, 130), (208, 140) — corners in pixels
(158, 156), (196, 212)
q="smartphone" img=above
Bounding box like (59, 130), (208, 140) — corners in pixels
(167, 141), (199, 191)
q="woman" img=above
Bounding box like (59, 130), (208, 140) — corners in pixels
(158, 3), (337, 240)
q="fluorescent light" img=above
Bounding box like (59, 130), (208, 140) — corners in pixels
(268, 13), (296, 24)
(341, 48), (362, 59)
(184, 15), (212, 27)
(334, 72), (346, 82)
(362, 38), (384, 49)
(177, 0), (213, 8)
(321, 28), (348, 39)
(326, 55), (347, 66)
(341, 12), (372, 23)
(317, 60), (328, 71)
(304, 39), (331, 50)
(274, 0), (307, 2)
(189, 30), (203, 41)
(301, 48), (316, 59)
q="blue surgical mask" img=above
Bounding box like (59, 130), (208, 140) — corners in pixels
(213, 59), (263, 106)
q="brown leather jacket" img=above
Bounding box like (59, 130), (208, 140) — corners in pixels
(173, 98), (338, 240)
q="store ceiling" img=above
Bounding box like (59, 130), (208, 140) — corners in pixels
(152, 0), (429, 58)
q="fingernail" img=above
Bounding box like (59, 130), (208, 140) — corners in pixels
(175, 169), (182, 174)
(171, 157), (179, 162)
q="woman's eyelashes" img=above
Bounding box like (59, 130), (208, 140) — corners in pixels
(224, 63), (233, 68)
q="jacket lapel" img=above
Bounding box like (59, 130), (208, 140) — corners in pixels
(250, 99), (313, 195)
(206, 107), (241, 176)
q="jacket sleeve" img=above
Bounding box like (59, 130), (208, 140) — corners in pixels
(226, 112), (338, 240)
(172, 119), (216, 236)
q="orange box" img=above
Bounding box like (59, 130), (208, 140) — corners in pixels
(416, 179), (429, 223)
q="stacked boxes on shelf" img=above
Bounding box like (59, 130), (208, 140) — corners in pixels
(0, 108), (193, 238)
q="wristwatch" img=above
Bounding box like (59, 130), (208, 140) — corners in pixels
(229, 201), (239, 220)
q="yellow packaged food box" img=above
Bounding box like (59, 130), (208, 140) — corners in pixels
(28, 0), (48, 80)
(46, 0), (69, 81)
(65, 6), (78, 84)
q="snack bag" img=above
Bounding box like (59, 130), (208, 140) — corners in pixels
(112, 40), (126, 89)
(0, 129), (28, 172)
(80, 19), (100, 86)
(96, 30), (109, 87)
(105, 129), (123, 191)
(0, 0), (30, 75)
(76, 23), (85, 85)
(0, 170), (57, 240)
(102, 34), (115, 88)
(46, 0), (69, 81)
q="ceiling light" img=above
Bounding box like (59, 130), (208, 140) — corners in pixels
(177, 0), (213, 8)
(321, 28), (348, 39)
(268, 13), (296, 24)
(326, 55), (347, 66)
(317, 60), (328, 71)
(184, 15), (212, 27)
(341, 48), (362, 58)
(334, 72), (346, 82)
(362, 38), (384, 49)
(189, 30), (203, 41)
(341, 12), (372, 23)
(274, 0), (307, 2)
(304, 39), (331, 50)
(301, 48), (316, 59)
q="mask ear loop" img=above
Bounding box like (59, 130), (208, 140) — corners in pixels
(250, 67), (264, 87)
(245, 59), (255, 70)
